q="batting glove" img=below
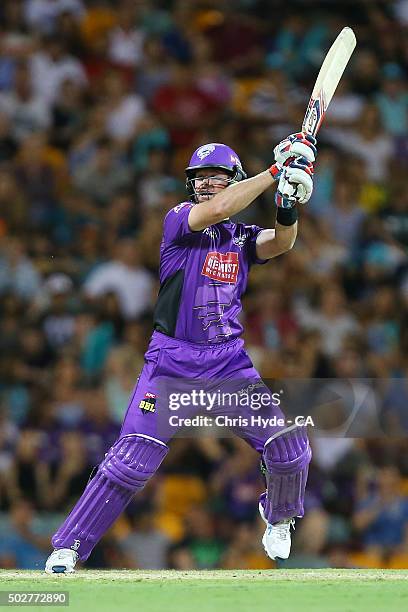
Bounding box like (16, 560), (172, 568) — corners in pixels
(274, 157), (314, 208)
(274, 132), (317, 166)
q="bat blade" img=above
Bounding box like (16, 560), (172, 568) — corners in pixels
(302, 27), (357, 136)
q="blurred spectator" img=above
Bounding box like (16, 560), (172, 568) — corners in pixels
(119, 506), (170, 569)
(83, 238), (153, 320)
(137, 149), (181, 212)
(351, 50), (381, 97)
(0, 499), (50, 569)
(25, 0), (85, 35)
(50, 356), (86, 429)
(328, 103), (393, 182)
(104, 346), (144, 425)
(376, 63), (408, 136)
(233, 66), (295, 123)
(6, 430), (45, 509)
(0, 236), (42, 300)
(137, 38), (171, 103)
(29, 35), (87, 107)
(173, 506), (225, 569)
(321, 178), (366, 250)
(131, 112), (170, 172)
(39, 431), (90, 511)
(102, 70), (145, 144)
(0, 1), (35, 71)
(50, 78), (86, 150)
(0, 405), (19, 509)
(39, 273), (76, 350)
(0, 165), (27, 233)
(14, 133), (59, 228)
(0, 59), (50, 141)
(211, 442), (263, 522)
(245, 286), (298, 351)
(81, 389), (119, 465)
(353, 466), (408, 557)
(296, 284), (359, 357)
(0, 113), (18, 162)
(73, 136), (132, 206)
(324, 78), (364, 128)
(77, 311), (115, 380)
(365, 285), (401, 357)
(152, 61), (219, 148)
(107, 0), (144, 69)
(222, 522), (274, 569)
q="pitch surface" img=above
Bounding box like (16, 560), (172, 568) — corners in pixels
(1, 570), (407, 611)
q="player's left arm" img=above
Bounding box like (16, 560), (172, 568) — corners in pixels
(255, 222), (298, 260)
(255, 154), (314, 260)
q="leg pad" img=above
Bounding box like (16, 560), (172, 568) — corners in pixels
(52, 434), (168, 560)
(260, 425), (312, 524)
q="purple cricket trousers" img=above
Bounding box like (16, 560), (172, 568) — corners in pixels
(51, 331), (311, 560)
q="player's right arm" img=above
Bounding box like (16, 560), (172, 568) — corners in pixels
(188, 133), (317, 232)
(188, 170), (274, 231)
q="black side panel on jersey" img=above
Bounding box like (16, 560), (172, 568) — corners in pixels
(153, 269), (185, 337)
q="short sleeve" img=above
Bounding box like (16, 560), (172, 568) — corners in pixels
(163, 202), (195, 245)
(245, 224), (269, 266)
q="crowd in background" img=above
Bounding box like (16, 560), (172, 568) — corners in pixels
(1, 0), (408, 571)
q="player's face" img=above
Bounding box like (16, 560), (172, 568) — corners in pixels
(194, 168), (230, 203)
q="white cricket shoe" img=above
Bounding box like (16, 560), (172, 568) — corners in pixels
(259, 501), (295, 560)
(45, 549), (79, 574)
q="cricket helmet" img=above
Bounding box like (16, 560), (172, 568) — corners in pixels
(185, 143), (247, 202)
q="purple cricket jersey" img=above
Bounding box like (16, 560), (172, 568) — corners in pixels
(153, 202), (267, 344)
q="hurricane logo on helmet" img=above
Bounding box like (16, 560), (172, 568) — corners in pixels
(197, 144), (216, 160)
(230, 155), (242, 169)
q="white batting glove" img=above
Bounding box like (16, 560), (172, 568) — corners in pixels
(275, 157), (314, 208)
(274, 132), (317, 165)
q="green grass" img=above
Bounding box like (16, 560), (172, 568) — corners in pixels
(1, 570), (408, 612)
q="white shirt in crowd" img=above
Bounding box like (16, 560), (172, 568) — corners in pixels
(30, 51), (88, 106)
(327, 128), (394, 182)
(108, 27), (145, 68)
(296, 308), (359, 357)
(0, 91), (50, 141)
(325, 92), (364, 124)
(25, 0), (85, 32)
(84, 261), (153, 319)
(106, 95), (145, 141)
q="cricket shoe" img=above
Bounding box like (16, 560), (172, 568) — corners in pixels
(45, 549), (79, 574)
(259, 501), (295, 560)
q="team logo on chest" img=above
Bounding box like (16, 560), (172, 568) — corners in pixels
(201, 251), (239, 284)
(232, 233), (247, 248)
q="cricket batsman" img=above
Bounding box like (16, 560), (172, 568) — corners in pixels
(45, 133), (316, 573)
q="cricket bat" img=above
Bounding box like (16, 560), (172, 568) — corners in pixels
(302, 27), (357, 137)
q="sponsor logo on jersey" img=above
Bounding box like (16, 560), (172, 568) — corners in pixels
(196, 144), (216, 160)
(139, 392), (157, 414)
(202, 252), (239, 284)
(203, 227), (217, 239)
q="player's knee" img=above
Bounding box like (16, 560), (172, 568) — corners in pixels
(263, 424), (312, 474)
(100, 434), (169, 491)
